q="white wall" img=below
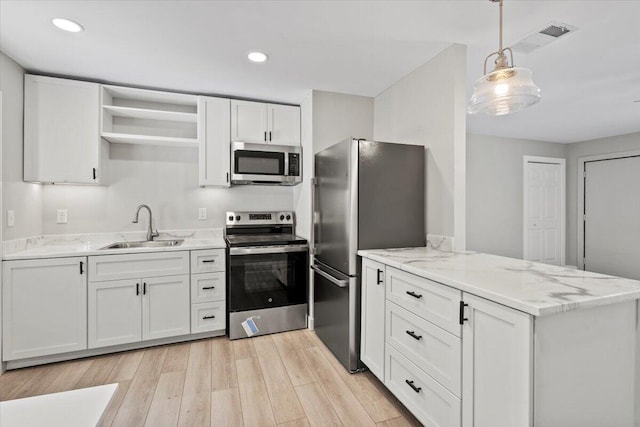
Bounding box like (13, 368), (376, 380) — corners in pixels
(373, 44), (467, 248)
(42, 143), (294, 234)
(312, 90), (374, 154)
(565, 131), (640, 266)
(466, 133), (566, 259)
(1, 52), (43, 240)
(294, 90), (374, 240)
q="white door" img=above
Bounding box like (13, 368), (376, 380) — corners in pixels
(88, 279), (142, 348)
(23, 75), (101, 184)
(2, 257), (87, 360)
(230, 100), (268, 143)
(268, 104), (300, 146)
(584, 155), (640, 280)
(142, 275), (190, 341)
(198, 96), (231, 187)
(360, 258), (386, 380)
(462, 293), (532, 427)
(523, 157), (565, 265)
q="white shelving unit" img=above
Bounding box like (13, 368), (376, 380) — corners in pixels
(101, 85), (199, 148)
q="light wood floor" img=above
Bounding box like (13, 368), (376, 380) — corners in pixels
(0, 329), (422, 426)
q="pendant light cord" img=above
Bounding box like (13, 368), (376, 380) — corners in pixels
(498, 0), (503, 54)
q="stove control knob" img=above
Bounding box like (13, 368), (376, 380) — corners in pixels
(286, 215), (291, 220)
(236, 215), (241, 221)
(228, 215), (234, 221)
(280, 215), (285, 220)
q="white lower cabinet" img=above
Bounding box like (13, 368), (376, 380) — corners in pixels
(2, 257), (88, 360)
(362, 259), (533, 427)
(360, 258), (386, 380)
(88, 252), (191, 349)
(386, 344), (461, 427)
(191, 301), (226, 333)
(190, 249), (226, 333)
(461, 293), (532, 427)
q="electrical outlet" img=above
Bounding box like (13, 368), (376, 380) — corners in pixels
(198, 207), (207, 220)
(7, 210), (15, 227)
(56, 209), (68, 224)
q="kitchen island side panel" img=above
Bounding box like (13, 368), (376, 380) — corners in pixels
(533, 300), (637, 426)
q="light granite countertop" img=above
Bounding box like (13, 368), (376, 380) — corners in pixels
(2, 229), (226, 261)
(358, 247), (640, 317)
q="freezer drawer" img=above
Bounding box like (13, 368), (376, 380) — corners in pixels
(312, 264), (362, 372)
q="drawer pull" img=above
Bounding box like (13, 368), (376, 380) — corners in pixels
(459, 301), (469, 325)
(406, 330), (423, 341)
(203, 315), (216, 320)
(406, 290), (423, 299)
(405, 379), (422, 393)
(202, 259), (216, 263)
(376, 269), (383, 285)
(202, 286), (216, 290)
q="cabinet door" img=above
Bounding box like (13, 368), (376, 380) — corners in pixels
(88, 279), (142, 349)
(360, 258), (386, 380)
(142, 275), (190, 341)
(2, 257), (87, 360)
(462, 293), (532, 427)
(24, 74), (102, 184)
(267, 104), (300, 146)
(198, 96), (231, 187)
(231, 100), (268, 143)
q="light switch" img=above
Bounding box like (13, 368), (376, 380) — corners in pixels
(56, 209), (68, 224)
(198, 208), (207, 220)
(7, 210), (15, 227)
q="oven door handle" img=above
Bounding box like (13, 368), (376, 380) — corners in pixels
(310, 264), (349, 288)
(229, 244), (308, 255)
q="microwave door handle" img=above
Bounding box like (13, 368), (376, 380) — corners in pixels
(310, 264), (348, 288)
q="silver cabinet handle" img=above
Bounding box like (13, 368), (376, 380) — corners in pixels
(311, 264), (348, 288)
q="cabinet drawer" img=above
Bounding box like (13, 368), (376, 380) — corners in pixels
(191, 301), (226, 333)
(387, 301), (461, 396)
(385, 344), (461, 427)
(89, 251), (189, 282)
(191, 249), (226, 274)
(191, 272), (226, 303)
(386, 267), (461, 337)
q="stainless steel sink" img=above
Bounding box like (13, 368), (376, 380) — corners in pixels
(100, 239), (184, 250)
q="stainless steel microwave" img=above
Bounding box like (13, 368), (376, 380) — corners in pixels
(231, 142), (302, 185)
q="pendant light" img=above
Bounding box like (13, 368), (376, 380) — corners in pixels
(468, 0), (541, 116)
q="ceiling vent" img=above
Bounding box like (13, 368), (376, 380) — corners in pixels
(511, 22), (577, 54)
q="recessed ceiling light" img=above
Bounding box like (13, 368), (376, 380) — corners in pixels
(248, 52), (268, 63)
(51, 18), (84, 33)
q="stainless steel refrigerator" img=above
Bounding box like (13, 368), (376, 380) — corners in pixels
(311, 138), (425, 372)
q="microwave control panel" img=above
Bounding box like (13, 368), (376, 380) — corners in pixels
(288, 153), (300, 176)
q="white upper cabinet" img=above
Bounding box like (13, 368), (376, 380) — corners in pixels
(268, 103), (301, 146)
(231, 100), (300, 146)
(24, 74), (105, 184)
(198, 96), (231, 187)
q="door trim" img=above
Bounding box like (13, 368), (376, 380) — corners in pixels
(577, 150), (640, 271)
(523, 156), (566, 265)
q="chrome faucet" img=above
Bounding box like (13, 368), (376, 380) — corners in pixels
(132, 204), (159, 241)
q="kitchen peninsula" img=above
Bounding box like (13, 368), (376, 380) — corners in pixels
(359, 246), (640, 427)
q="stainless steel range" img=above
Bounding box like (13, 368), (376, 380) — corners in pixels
(225, 211), (309, 340)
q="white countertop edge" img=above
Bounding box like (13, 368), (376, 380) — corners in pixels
(358, 250), (640, 317)
(0, 383), (118, 427)
(2, 229), (226, 260)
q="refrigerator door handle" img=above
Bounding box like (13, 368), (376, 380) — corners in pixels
(311, 265), (348, 288)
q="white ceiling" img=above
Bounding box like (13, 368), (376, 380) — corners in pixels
(1, 0), (639, 143)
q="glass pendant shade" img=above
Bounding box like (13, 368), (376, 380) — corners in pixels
(468, 67), (541, 115)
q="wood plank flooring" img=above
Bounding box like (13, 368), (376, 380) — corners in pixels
(0, 329), (422, 426)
